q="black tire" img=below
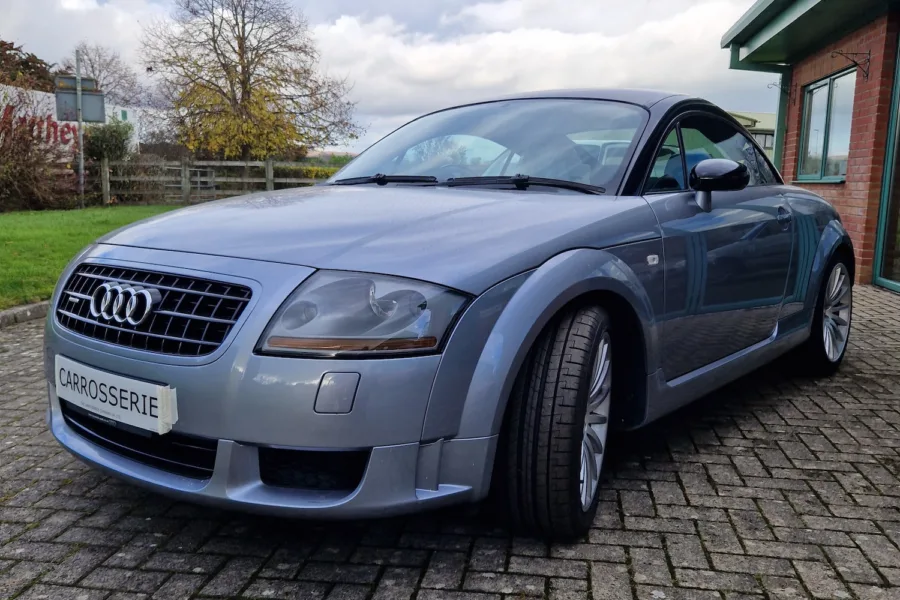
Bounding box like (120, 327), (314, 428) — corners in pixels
(792, 253), (853, 376)
(498, 304), (611, 541)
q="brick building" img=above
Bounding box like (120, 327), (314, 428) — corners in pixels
(722, 0), (900, 291)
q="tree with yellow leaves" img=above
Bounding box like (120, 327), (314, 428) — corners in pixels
(141, 0), (362, 160)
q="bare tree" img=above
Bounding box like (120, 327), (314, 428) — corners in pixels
(141, 0), (362, 160)
(61, 42), (145, 106)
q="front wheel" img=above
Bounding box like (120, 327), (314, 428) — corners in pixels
(793, 256), (853, 376)
(499, 304), (613, 541)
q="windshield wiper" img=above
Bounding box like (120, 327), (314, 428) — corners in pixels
(439, 174), (605, 195)
(330, 173), (438, 186)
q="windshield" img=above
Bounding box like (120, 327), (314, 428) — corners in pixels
(329, 99), (649, 192)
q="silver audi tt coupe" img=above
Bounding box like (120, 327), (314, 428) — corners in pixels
(45, 89), (854, 540)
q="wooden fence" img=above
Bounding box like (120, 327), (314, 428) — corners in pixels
(99, 158), (332, 204)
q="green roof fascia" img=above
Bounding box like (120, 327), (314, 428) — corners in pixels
(725, 0), (898, 66)
(727, 45), (788, 74)
(736, 0), (824, 62)
(721, 0), (783, 48)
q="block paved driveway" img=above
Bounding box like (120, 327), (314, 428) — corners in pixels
(2, 286), (900, 600)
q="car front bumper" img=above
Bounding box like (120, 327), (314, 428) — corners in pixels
(43, 244), (500, 518)
(47, 383), (495, 518)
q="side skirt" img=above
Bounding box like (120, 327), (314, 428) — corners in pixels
(635, 322), (810, 428)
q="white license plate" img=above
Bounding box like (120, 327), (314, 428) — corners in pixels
(55, 355), (178, 435)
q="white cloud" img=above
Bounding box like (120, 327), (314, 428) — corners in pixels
(442, 0), (701, 34)
(3, 0), (777, 152)
(59, 0), (99, 11)
(313, 0), (777, 149)
(1, 0), (165, 68)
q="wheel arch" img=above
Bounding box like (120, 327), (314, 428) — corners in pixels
(576, 288), (648, 429)
(831, 236), (856, 281)
(455, 247), (660, 442)
(810, 219), (856, 305)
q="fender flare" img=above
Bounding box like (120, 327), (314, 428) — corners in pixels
(806, 219), (855, 309)
(455, 247), (660, 440)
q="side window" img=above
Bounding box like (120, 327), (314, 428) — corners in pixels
(752, 146), (778, 185)
(645, 129), (685, 193)
(680, 116), (763, 187)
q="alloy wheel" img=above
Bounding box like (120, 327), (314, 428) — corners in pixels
(823, 262), (852, 363)
(579, 331), (611, 511)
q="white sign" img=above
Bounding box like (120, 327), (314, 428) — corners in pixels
(55, 355), (178, 435)
(1, 83), (142, 150)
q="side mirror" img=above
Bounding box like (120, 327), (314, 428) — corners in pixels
(689, 158), (749, 212)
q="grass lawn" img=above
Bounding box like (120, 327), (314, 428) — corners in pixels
(0, 205), (178, 311)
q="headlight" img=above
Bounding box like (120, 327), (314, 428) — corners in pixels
(257, 271), (469, 357)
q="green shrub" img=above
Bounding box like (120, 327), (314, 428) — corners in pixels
(328, 154), (353, 167)
(85, 118), (134, 162)
(273, 165), (340, 179)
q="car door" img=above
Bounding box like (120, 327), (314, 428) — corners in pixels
(642, 113), (794, 380)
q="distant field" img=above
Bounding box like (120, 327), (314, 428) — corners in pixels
(0, 205), (177, 311)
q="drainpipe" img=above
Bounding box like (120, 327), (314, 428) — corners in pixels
(771, 69), (792, 173)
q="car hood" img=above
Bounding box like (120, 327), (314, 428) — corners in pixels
(99, 185), (657, 294)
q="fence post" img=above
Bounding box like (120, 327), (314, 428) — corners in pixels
(101, 157), (110, 205)
(265, 159), (274, 191)
(181, 159), (190, 204)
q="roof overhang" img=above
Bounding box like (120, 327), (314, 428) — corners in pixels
(722, 0), (899, 71)
(729, 112), (759, 127)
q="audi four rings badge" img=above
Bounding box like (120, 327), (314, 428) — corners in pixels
(89, 283), (162, 326)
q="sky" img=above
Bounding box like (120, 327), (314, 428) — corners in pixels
(1, 0), (779, 152)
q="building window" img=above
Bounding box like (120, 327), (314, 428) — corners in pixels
(753, 133), (774, 149)
(799, 69), (856, 181)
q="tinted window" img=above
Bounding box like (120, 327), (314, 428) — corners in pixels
(752, 146), (778, 185)
(645, 129), (684, 193)
(680, 116), (764, 187)
(330, 99), (649, 191)
(798, 70), (856, 179)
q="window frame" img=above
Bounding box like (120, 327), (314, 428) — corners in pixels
(797, 68), (857, 183)
(640, 109), (783, 196)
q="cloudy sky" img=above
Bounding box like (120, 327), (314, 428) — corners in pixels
(2, 0), (778, 152)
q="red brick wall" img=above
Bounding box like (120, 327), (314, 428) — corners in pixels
(781, 13), (899, 283)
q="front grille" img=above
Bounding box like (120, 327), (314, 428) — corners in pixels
(56, 263), (252, 356)
(60, 400), (218, 478)
(259, 447), (369, 492)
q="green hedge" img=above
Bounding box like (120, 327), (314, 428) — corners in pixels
(275, 165), (341, 179)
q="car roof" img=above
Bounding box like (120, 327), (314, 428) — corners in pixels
(479, 88), (691, 109)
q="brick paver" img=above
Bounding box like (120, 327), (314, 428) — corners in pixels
(2, 286), (899, 599)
